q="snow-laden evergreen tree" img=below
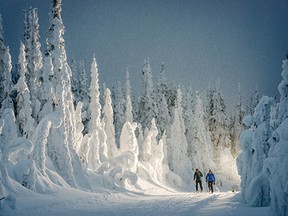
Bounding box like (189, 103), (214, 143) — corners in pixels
(246, 86), (260, 116)
(141, 118), (165, 181)
(24, 8), (43, 122)
(14, 42), (35, 140)
(167, 87), (192, 184)
(87, 56), (107, 170)
(87, 55), (101, 140)
(38, 55), (55, 121)
(0, 108), (34, 190)
(230, 84), (245, 158)
(137, 57), (158, 129)
(102, 88), (117, 159)
(70, 59), (79, 104)
(0, 109), (25, 162)
(156, 63), (171, 136)
(0, 14), (6, 109)
(263, 53), (288, 215)
(30, 113), (60, 176)
(1, 47), (14, 114)
(45, 0), (83, 186)
(266, 118), (288, 216)
(182, 84), (195, 162)
(190, 91), (214, 172)
(237, 96), (275, 207)
(119, 121), (139, 174)
(113, 81), (125, 148)
(277, 52), (288, 122)
(78, 60), (89, 133)
(125, 69), (133, 123)
(206, 82), (230, 165)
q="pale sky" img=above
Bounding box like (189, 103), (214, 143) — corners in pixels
(1, 0), (288, 111)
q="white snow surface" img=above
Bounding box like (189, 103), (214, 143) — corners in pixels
(1, 181), (268, 216)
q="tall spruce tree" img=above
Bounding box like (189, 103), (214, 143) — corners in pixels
(24, 8), (43, 122)
(15, 42), (35, 140)
(102, 88), (117, 159)
(206, 82), (230, 164)
(113, 81), (125, 148)
(45, 0), (80, 186)
(156, 62), (171, 136)
(0, 14), (6, 110)
(125, 69), (133, 123)
(168, 87), (192, 183)
(137, 57), (158, 130)
(87, 56), (107, 170)
(1, 47), (14, 114)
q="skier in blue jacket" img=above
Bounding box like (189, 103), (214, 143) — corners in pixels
(206, 169), (215, 193)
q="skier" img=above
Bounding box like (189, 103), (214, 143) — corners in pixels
(193, 168), (203, 192)
(206, 169), (215, 193)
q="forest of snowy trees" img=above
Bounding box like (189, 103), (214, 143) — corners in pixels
(0, 1), (287, 215)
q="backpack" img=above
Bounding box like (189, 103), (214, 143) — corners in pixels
(195, 171), (203, 181)
(206, 173), (215, 182)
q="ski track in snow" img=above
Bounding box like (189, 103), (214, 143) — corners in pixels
(1, 191), (269, 216)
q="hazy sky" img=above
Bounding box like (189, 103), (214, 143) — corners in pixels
(1, 0), (288, 111)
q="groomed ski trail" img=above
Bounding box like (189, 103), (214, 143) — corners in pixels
(2, 191), (269, 216)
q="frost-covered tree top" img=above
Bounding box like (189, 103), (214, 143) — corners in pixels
(142, 57), (153, 97)
(51, 0), (62, 20)
(16, 42), (28, 90)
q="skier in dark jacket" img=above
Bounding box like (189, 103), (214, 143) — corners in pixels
(193, 168), (203, 192)
(206, 169), (216, 193)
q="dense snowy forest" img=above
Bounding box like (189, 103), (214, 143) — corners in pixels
(0, 1), (287, 216)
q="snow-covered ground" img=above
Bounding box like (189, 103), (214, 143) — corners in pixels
(1, 185), (269, 216)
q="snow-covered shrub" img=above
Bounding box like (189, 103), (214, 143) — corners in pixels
(0, 109), (32, 163)
(244, 172), (270, 207)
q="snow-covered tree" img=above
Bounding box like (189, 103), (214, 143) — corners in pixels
(182, 84), (195, 161)
(206, 82), (230, 165)
(141, 118), (165, 181)
(246, 86), (260, 116)
(263, 53), (288, 215)
(1, 47), (13, 114)
(102, 88), (117, 159)
(167, 87), (192, 184)
(14, 42), (35, 140)
(125, 69), (133, 123)
(70, 59), (79, 104)
(119, 121), (139, 173)
(45, 0), (81, 186)
(237, 96), (274, 207)
(0, 108), (35, 190)
(0, 14), (6, 109)
(78, 60), (89, 132)
(38, 55), (55, 121)
(156, 63), (171, 136)
(0, 109), (29, 162)
(113, 81), (125, 148)
(191, 91), (214, 172)
(277, 52), (288, 122)
(137, 57), (158, 129)
(87, 56), (107, 170)
(266, 118), (288, 216)
(230, 84), (245, 158)
(24, 8), (43, 122)
(30, 114), (59, 176)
